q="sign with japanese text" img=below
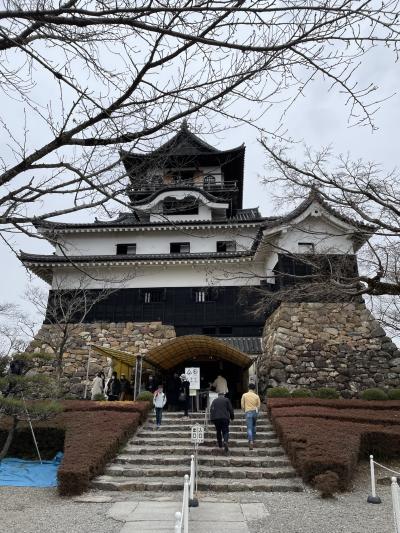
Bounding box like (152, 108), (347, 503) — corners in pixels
(191, 424), (204, 444)
(185, 367), (200, 389)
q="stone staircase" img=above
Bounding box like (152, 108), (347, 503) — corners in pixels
(91, 412), (303, 493)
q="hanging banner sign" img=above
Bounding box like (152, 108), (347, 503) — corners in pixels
(185, 367), (200, 389)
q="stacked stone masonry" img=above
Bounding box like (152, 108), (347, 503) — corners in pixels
(29, 322), (176, 398)
(260, 302), (400, 398)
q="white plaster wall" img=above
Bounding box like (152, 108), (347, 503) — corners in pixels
(55, 227), (258, 256)
(51, 261), (266, 289)
(274, 217), (354, 254)
(149, 203), (213, 223)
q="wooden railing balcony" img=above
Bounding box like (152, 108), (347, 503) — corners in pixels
(129, 180), (238, 195)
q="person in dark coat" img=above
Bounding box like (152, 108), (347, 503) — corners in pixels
(119, 374), (132, 400)
(106, 371), (121, 401)
(146, 375), (157, 393)
(210, 391), (234, 453)
(179, 373), (190, 417)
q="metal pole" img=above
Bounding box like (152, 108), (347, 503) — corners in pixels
(183, 474), (189, 533)
(133, 355), (143, 400)
(174, 511), (182, 533)
(392, 477), (400, 533)
(195, 444), (198, 494)
(21, 394), (42, 464)
(367, 455), (382, 504)
(83, 342), (91, 400)
(189, 454), (195, 501)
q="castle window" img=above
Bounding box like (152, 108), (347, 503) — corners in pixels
(143, 289), (165, 303)
(217, 241), (236, 252)
(298, 242), (315, 254)
(163, 196), (198, 215)
(170, 242), (190, 254)
(204, 175), (216, 188)
(202, 327), (216, 335)
(116, 243), (136, 255)
(193, 287), (218, 303)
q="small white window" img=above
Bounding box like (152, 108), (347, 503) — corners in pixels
(195, 289), (206, 303)
(298, 242), (315, 254)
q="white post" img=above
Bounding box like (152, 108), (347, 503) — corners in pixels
(370, 455), (376, 498)
(190, 455), (195, 500)
(183, 474), (189, 533)
(83, 341), (92, 400)
(392, 477), (400, 533)
(367, 454), (381, 504)
(174, 511), (182, 533)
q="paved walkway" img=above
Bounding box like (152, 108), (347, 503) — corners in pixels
(106, 499), (269, 532)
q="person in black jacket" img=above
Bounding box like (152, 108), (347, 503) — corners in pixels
(210, 392), (234, 453)
(106, 371), (121, 401)
(179, 373), (190, 417)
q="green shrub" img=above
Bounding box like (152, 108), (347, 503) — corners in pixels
(266, 387), (290, 398)
(136, 391), (154, 403)
(291, 388), (313, 398)
(313, 470), (340, 498)
(360, 388), (388, 401)
(92, 393), (107, 401)
(313, 387), (340, 399)
(387, 389), (400, 400)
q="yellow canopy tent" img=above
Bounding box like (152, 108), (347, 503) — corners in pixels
(91, 345), (137, 380)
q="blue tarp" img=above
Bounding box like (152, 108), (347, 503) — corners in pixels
(0, 452), (63, 487)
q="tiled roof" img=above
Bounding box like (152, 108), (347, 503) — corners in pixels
(19, 250), (254, 265)
(34, 209), (267, 231)
(219, 337), (262, 355)
(261, 189), (374, 232)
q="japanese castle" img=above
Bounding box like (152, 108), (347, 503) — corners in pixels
(19, 122), (372, 399)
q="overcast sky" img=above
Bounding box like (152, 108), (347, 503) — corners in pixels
(1, 44), (400, 323)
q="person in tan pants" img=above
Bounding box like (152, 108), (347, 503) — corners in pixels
(241, 383), (261, 450)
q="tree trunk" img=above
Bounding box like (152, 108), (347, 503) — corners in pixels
(0, 415), (18, 459)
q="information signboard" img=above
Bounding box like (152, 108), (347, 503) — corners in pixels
(185, 367), (200, 389)
(191, 424), (204, 444)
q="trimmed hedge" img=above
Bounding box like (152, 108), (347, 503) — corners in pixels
(291, 389), (313, 398)
(360, 388), (389, 401)
(58, 410), (141, 495)
(388, 389), (400, 400)
(61, 400), (150, 423)
(136, 391), (155, 403)
(267, 398), (400, 496)
(0, 399), (151, 496)
(266, 387), (290, 398)
(313, 387), (340, 399)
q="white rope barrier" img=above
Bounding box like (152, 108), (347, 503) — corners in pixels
(373, 461), (400, 477)
(368, 454), (400, 505)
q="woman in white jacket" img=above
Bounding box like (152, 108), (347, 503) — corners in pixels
(91, 372), (104, 400)
(153, 384), (167, 428)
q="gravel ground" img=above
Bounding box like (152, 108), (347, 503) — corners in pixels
(0, 460), (397, 533)
(0, 487), (120, 533)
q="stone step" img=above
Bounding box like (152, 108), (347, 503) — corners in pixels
(144, 423), (273, 432)
(91, 475), (303, 493)
(114, 454), (291, 468)
(138, 430), (276, 439)
(153, 416), (267, 423)
(131, 437), (281, 448)
(105, 463), (297, 480)
(122, 444), (286, 457)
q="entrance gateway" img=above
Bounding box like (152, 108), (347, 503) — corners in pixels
(144, 335), (255, 409)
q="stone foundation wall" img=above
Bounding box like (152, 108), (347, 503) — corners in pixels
(29, 321), (176, 398)
(260, 302), (400, 397)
